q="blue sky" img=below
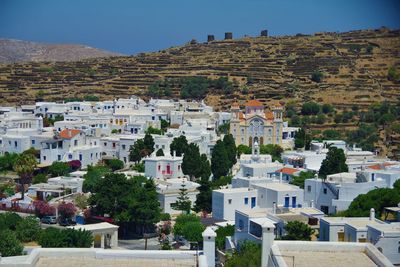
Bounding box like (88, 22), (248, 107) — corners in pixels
(0, 0), (399, 55)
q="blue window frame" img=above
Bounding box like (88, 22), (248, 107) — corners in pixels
(244, 197), (249, 205)
(292, 196), (297, 208)
(79, 154), (83, 161)
(251, 197), (256, 208)
(284, 196), (290, 208)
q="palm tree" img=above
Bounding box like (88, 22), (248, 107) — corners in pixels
(13, 153), (37, 200)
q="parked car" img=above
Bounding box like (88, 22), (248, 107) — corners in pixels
(58, 217), (77, 226)
(41, 216), (57, 224)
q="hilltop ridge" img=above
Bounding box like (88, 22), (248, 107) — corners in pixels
(0, 28), (399, 110)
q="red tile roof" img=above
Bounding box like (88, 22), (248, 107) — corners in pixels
(367, 162), (395, 170)
(59, 129), (81, 139)
(278, 167), (299, 175)
(245, 100), (263, 107)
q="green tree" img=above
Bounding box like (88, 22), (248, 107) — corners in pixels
(225, 241), (261, 267)
(294, 128), (311, 149)
(145, 126), (163, 135)
(182, 143), (201, 179)
(211, 140), (230, 179)
(323, 129), (341, 139)
(160, 119), (170, 130)
(282, 221), (315, 240)
(0, 152), (19, 172)
(345, 188), (400, 218)
(144, 133), (155, 154)
(215, 224), (234, 250)
(32, 173), (48, 184)
(193, 178), (212, 213)
(181, 221), (205, 243)
(236, 144), (251, 157)
(13, 153), (37, 200)
(0, 230), (24, 257)
(311, 70), (324, 83)
(129, 139), (147, 163)
(223, 134), (237, 167)
(48, 161), (71, 177)
(173, 214), (203, 241)
(105, 158), (124, 171)
(301, 102), (320, 115)
(321, 104), (334, 114)
(82, 165), (110, 193)
(132, 162), (145, 172)
(16, 216), (41, 242)
(290, 171), (315, 189)
(171, 182), (192, 214)
(198, 154), (211, 180)
(74, 193), (89, 210)
(156, 148), (164, 156)
(319, 147), (348, 178)
(170, 135), (188, 157)
(260, 144), (283, 162)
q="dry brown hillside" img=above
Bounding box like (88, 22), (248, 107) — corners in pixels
(0, 39), (122, 63)
(0, 28), (399, 109)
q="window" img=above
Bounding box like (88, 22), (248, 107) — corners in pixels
(57, 155), (61, 161)
(122, 145), (126, 150)
(228, 199), (232, 204)
(323, 188), (327, 194)
(238, 219), (244, 231)
(104, 142), (107, 146)
(31, 140), (35, 145)
(14, 141), (17, 147)
(43, 156), (46, 161)
(307, 185), (311, 192)
(68, 154), (72, 159)
(244, 197), (249, 205)
(74, 140), (78, 146)
(79, 154), (83, 161)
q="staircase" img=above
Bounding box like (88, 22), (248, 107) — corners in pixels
(323, 181), (339, 199)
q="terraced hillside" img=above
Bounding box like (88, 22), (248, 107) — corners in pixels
(0, 28), (399, 110)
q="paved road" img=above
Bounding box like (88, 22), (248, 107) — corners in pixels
(118, 237), (161, 250)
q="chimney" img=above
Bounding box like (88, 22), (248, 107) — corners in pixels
(370, 208), (375, 220)
(310, 199), (314, 208)
(261, 221), (275, 267)
(224, 32), (233, 40)
(202, 227), (216, 267)
(279, 172), (283, 183)
(272, 202), (276, 214)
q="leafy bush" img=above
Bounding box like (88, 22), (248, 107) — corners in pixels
(160, 213), (171, 221)
(215, 224), (234, 250)
(33, 201), (55, 218)
(39, 228), (93, 248)
(0, 230), (24, 256)
(311, 70), (324, 83)
(0, 212), (22, 231)
(301, 102), (320, 115)
(282, 221), (315, 240)
(48, 161), (71, 177)
(32, 173), (48, 184)
(58, 202), (77, 219)
(225, 241), (261, 267)
(104, 158), (124, 171)
(16, 216), (41, 242)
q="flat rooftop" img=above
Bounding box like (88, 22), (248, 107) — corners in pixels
(281, 251), (376, 267)
(322, 217), (385, 229)
(35, 256), (196, 267)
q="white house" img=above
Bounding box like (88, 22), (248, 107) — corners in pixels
(367, 222), (400, 265)
(304, 172), (390, 214)
(212, 187), (258, 221)
(40, 129), (101, 167)
(156, 178), (199, 215)
(143, 153), (184, 179)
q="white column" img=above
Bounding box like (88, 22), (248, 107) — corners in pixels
(101, 234), (105, 249)
(261, 221), (275, 267)
(202, 227), (216, 267)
